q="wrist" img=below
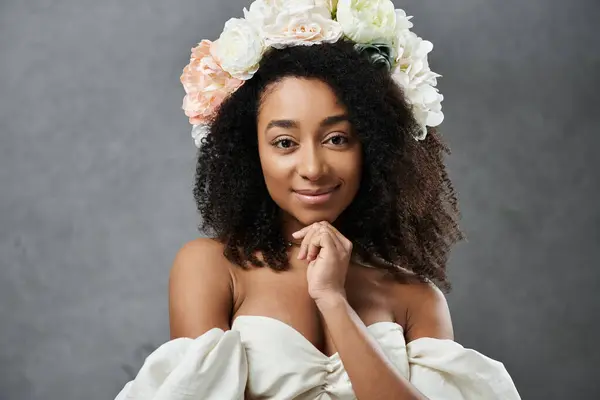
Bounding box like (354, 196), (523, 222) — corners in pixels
(313, 290), (347, 311)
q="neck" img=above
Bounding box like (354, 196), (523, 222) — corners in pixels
(280, 212), (306, 244)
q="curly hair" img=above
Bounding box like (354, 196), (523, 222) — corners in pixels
(193, 39), (463, 292)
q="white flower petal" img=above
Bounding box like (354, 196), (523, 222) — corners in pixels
(212, 18), (264, 80)
(337, 0), (397, 44)
(426, 109), (444, 127)
(191, 124), (210, 148)
(392, 71), (410, 89)
(262, 4), (343, 48)
(419, 84), (440, 104)
(414, 39), (434, 58)
(395, 9), (414, 31)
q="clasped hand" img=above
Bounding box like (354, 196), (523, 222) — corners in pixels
(292, 221), (352, 302)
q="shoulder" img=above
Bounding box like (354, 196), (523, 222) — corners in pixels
(390, 281), (454, 342)
(170, 238), (234, 289)
(169, 238), (234, 339)
(171, 237), (229, 270)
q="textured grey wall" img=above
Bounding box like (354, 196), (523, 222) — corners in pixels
(1, 0), (598, 399)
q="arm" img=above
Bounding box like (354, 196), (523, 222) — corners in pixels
(293, 222), (455, 399)
(316, 282), (453, 400)
(169, 238), (234, 339)
(403, 282), (454, 343)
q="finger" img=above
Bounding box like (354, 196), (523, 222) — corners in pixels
(297, 224), (314, 259)
(292, 225), (312, 239)
(315, 230), (338, 260)
(306, 228), (326, 261)
(318, 222), (351, 254)
(313, 223), (344, 254)
(323, 224), (347, 254)
(298, 224), (319, 260)
(307, 226), (342, 261)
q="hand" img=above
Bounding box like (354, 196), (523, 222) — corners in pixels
(292, 221), (353, 301)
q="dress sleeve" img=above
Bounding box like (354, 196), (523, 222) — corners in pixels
(114, 328), (248, 400)
(405, 338), (521, 399)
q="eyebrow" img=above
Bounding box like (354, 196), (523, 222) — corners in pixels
(265, 114), (350, 132)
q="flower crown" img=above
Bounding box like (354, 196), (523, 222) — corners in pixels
(181, 0), (444, 148)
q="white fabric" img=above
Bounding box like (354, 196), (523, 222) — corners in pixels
(115, 315), (520, 400)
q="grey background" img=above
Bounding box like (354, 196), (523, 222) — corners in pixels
(1, 0), (598, 399)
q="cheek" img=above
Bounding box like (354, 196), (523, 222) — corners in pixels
(259, 150), (293, 195)
(338, 152), (363, 190)
(262, 162), (286, 186)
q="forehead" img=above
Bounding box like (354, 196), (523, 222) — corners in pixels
(258, 77), (347, 122)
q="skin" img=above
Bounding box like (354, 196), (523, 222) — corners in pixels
(169, 77), (454, 399)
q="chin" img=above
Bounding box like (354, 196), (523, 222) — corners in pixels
(292, 209), (342, 226)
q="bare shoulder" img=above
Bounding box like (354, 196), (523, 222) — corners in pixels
(168, 237), (234, 339)
(390, 280), (454, 342)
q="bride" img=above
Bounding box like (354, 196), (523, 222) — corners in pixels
(116, 1), (520, 399)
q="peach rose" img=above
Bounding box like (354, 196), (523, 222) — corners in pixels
(180, 40), (243, 125)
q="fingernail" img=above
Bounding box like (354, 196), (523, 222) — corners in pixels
(292, 231), (300, 238)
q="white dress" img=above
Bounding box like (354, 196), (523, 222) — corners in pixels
(115, 315), (520, 399)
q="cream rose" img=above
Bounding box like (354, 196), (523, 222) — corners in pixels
(244, 0), (315, 28)
(262, 5), (343, 48)
(336, 0), (397, 44)
(210, 18), (264, 80)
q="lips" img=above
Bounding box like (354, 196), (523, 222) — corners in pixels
(293, 186), (338, 196)
(292, 185), (340, 205)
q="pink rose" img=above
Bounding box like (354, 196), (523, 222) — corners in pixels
(180, 40), (243, 125)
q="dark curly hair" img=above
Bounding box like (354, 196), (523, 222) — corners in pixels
(194, 39), (463, 292)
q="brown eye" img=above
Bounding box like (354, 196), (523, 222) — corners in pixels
(273, 138), (296, 149)
(325, 135), (349, 146)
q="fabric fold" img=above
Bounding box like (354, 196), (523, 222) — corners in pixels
(406, 337), (521, 399)
(115, 328), (248, 400)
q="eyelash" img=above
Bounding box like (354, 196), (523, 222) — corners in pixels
(272, 134), (349, 149)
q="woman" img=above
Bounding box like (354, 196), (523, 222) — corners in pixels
(116, 1), (520, 399)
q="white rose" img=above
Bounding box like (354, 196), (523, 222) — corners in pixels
(211, 18), (264, 80)
(262, 5), (343, 48)
(336, 0), (397, 44)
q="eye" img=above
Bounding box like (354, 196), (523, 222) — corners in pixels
(324, 134), (349, 146)
(272, 138), (297, 149)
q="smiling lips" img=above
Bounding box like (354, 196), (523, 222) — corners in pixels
(293, 185), (340, 205)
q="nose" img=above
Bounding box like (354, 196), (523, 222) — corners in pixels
(297, 145), (327, 182)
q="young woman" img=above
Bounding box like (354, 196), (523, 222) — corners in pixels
(116, 1), (520, 399)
